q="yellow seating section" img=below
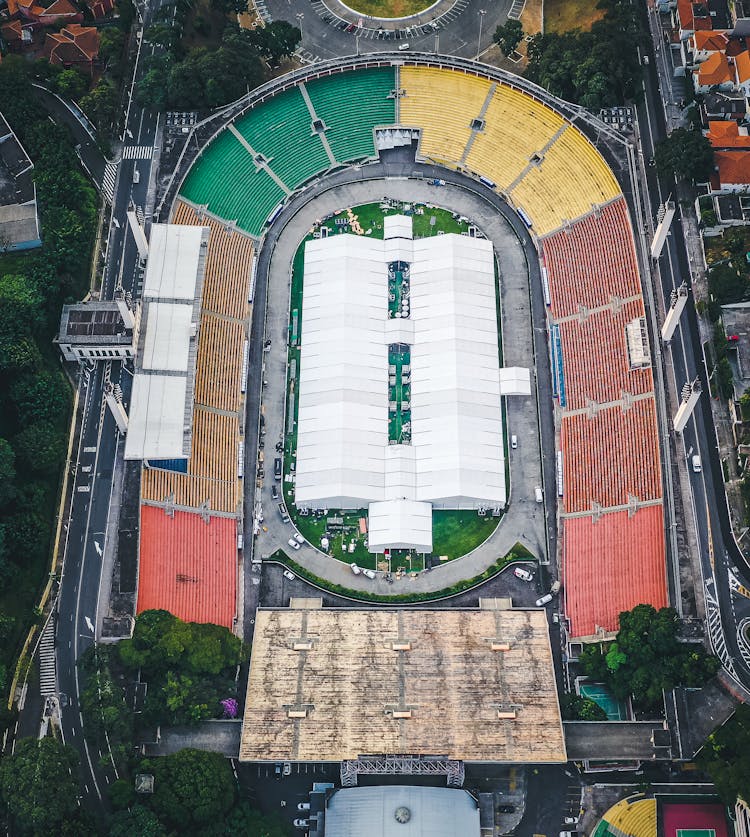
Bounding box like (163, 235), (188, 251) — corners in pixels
(400, 67), (492, 165)
(509, 126), (621, 235)
(600, 797), (657, 837)
(194, 313), (245, 413)
(466, 84), (566, 189)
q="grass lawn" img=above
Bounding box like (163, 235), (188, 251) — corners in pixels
(344, 0), (432, 18)
(432, 510), (499, 559)
(544, 0), (605, 34)
(282, 200), (499, 571)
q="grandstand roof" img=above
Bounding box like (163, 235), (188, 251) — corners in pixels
(368, 499), (433, 552)
(136, 506), (237, 627)
(239, 606), (566, 763)
(324, 786), (480, 837)
(125, 224), (209, 461)
(294, 226), (505, 530)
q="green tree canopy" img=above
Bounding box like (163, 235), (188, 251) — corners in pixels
(245, 20), (301, 62)
(655, 127), (715, 182)
(14, 422), (67, 475)
(0, 439), (16, 508)
(580, 604), (720, 708)
(54, 68), (88, 101)
(109, 804), (167, 837)
(559, 692), (608, 721)
(493, 19), (523, 57)
(700, 704), (750, 803)
(11, 370), (70, 429)
(0, 737), (80, 834)
(0, 275), (43, 366)
(80, 81), (120, 136)
(142, 749), (236, 831)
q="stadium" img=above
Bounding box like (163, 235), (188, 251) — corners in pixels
(130, 53), (670, 683)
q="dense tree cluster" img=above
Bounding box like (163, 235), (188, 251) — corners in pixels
(524, 0), (643, 110)
(138, 16), (299, 110)
(0, 59), (97, 710)
(493, 19), (524, 57)
(655, 127), (715, 183)
(580, 604), (720, 708)
(700, 704), (750, 804)
(119, 610), (244, 726)
(559, 692), (608, 721)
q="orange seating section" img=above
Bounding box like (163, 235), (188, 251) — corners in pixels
(545, 198), (666, 637)
(560, 399), (662, 513)
(137, 506), (237, 628)
(563, 508), (668, 637)
(541, 199), (641, 318)
(557, 299), (653, 411)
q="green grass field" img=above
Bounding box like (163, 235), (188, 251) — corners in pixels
(544, 0), (605, 33)
(344, 0), (433, 19)
(283, 201), (501, 569)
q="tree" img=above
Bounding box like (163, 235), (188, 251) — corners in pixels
(245, 20), (301, 62)
(0, 439), (16, 507)
(109, 805), (167, 837)
(580, 604), (720, 708)
(559, 692), (608, 721)
(142, 749), (236, 831)
(14, 422), (67, 475)
(0, 736), (79, 834)
(54, 68), (88, 101)
(79, 81), (120, 136)
(708, 263), (748, 305)
(0, 274), (43, 366)
(11, 371), (70, 429)
(201, 802), (291, 837)
(493, 19), (523, 57)
(700, 704), (750, 803)
(654, 127), (715, 182)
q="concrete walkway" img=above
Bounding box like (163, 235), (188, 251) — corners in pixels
(251, 173), (551, 596)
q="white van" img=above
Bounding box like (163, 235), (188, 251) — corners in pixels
(398, 42), (410, 50)
(511, 434), (518, 449)
(692, 454), (702, 473)
(534, 486), (543, 503)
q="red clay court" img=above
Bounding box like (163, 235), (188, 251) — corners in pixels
(662, 802), (729, 837)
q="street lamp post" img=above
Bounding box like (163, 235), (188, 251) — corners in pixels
(476, 9), (486, 61)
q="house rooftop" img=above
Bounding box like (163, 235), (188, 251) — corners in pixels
(696, 51), (733, 85)
(707, 120), (750, 147)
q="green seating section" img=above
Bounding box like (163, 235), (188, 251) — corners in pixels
(179, 67), (397, 236)
(306, 67), (396, 162)
(233, 87), (330, 189)
(180, 129), (285, 236)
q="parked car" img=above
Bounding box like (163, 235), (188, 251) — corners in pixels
(274, 457), (282, 480)
(728, 334), (740, 342)
(298, 802), (311, 811)
(498, 805), (516, 814)
(283, 762), (291, 776)
(350, 563), (361, 575)
(564, 817), (579, 825)
(271, 485), (279, 499)
(287, 538), (300, 550)
(294, 533), (305, 544)
(362, 568), (376, 579)
(536, 593), (553, 607)
(274, 763), (282, 779)
(513, 566), (533, 582)
(283, 570), (296, 581)
(511, 434), (518, 449)
(293, 820), (309, 829)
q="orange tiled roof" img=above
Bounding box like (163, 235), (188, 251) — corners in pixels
(137, 507), (237, 628)
(707, 120), (750, 148)
(696, 52), (733, 85)
(1, 20), (25, 40)
(736, 50), (750, 83)
(716, 149), (750, 184)
(692, 29), (729, 51)
(45, 23), (100, 64)
(678, 0), (713, 31)
(40, 0), (79, 15)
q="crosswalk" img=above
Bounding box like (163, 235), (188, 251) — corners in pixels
(102, 161), (118, 205)
(38, 618), (57, 697)
(122, 144), (154, 160)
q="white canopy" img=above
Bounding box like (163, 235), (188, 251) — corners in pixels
(294, 217), (507, 549)
(499, 366), (532, 396)
(125, 224), (208, 461)
(368, 499), (433, 552)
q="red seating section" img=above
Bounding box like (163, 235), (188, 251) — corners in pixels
(563, 507), (667, 638)
(541, 199), (641, 319)
(137, 507), (237, 628)
(544, 197), (667, 637)
(561, 398), (662, 514)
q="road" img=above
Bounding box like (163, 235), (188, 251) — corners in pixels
(13, 0), (167, 813)
(638, 4), (750, 693)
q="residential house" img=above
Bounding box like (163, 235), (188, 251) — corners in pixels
(83, 0), (114, 19)
(690, 28), (730, 60)
(714, 150), (750, 189)
(707, 119), (750, 146)
(694, 51), (735, 89)
(44, 23), (100, 73)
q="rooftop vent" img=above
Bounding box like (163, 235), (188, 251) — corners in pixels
(491, 642), (511, 651)
(497, 709), (517, 720)
(392, 641), (411, 651)
(288, 709), (307, 719)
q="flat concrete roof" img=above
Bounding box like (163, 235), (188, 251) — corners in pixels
(239, 607), (566, 764)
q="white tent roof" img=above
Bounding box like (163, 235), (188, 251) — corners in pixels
(142, 224), (207, 301)
(368, 499), (432, 552)
(125, 224), (208, 461)
(499, 366), (532, 395)
(294, 222), (506, 547)
(384, 213), (413, 240)
(125, 374), (188, 460)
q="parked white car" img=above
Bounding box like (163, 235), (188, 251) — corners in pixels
(287, 538), (300, 551)
(350, 563), (361, 575)
(362, 568), (376, 579)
